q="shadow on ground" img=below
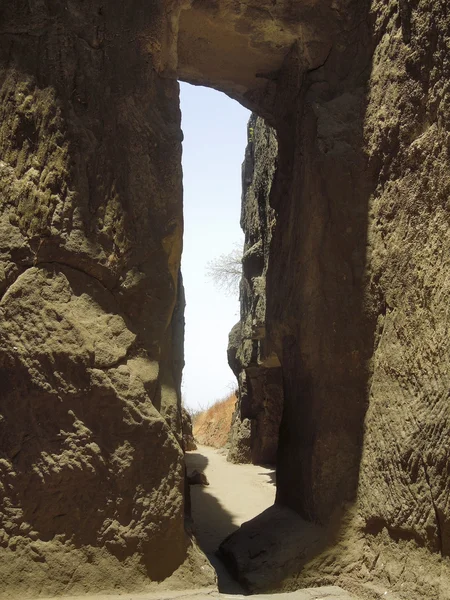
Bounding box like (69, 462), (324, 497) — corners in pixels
(258, 468), (276, 487)
(185, 450), (246, 595)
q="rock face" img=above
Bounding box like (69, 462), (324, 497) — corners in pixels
(220, 505), (323, 593)
(175, 0), (336, 105)
(1, 1), (449, 599)
(271, 0), (450, 588)
(219, 1), (450, 598)
(227, 115), (284, 466)
(182, 407), (197, 452)
(0, 2), (210, 597)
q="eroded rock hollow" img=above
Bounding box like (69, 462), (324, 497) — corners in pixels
(0, 1), (449, 599)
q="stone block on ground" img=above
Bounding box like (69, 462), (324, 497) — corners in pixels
(219, 504), (324, 593)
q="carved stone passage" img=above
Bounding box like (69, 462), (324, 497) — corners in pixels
(1, 1), (450, 599)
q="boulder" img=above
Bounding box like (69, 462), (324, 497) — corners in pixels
(219, 505), (324, 593)
(187, 471), (209, 487)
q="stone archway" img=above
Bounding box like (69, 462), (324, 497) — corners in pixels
(172, 0), (375, 528)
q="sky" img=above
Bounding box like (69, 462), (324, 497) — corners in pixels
(179, 82), (250, 411)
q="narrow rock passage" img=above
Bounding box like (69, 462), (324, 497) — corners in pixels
(185, 445), (276, 594)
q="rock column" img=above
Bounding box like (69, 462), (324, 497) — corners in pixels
(227, 115), (283, 466)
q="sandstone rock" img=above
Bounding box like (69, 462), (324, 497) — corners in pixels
(187, 471), (209, 487)
(174, 0), (337, 108)
(240, 1), (449, 596)
(227, 415), (252, 465)
(182, 407), (197, 452)
(0, 264), (187, 591)
(223, 0), (450, 597)
(14, 586), (362, 600)
(227, 116), (283, 466)
(219, 505), (324, 593)
(1, 0), (449, 598)
(0, 2), (190, 596)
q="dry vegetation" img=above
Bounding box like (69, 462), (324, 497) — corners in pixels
(192, 392), (237, 448)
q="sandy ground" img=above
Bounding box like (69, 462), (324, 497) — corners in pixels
(185, 445), (276, 595)
(185, 445), (276, 555)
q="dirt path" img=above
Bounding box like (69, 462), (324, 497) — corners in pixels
(185, 445), (276, 594)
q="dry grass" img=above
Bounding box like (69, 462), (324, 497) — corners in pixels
(193, 392), (237, 448)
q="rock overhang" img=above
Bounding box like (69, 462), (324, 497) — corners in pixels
(157, 0), (336, 110)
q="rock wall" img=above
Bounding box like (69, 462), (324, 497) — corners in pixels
(271, 0), (449, 561)
(220, 0), (450, 597)
(0, 2), (214, 597)
(349, 2), (450, 594)
(227, 115), (283, 466)
(181, 407), (197, 452)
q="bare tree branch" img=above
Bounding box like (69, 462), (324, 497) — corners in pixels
(206, 244), (243, 296)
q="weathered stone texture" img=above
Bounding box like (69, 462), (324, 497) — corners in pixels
(358, 0), (450, 557)
(182, 407), (197, 452)
(269, 0), (449, 537)
(227, 115), (283, 466)
(219, 0), (450, 597)
(1, 0), (449, 598)
(0, 1), (206, 597)
(175, 0), (336, 105)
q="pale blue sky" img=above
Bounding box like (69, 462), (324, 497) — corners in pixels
(179, 82), (249, 411)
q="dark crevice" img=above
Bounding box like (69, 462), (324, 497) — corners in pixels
(0, 259), (111, 304)
(35, 259), (111, 293)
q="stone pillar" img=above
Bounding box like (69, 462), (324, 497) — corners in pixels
(0, 1), (195, 595)
(227, 115), (283, 466)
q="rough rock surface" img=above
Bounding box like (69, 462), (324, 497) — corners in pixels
(227, 115), (283, 466)
(219, 505), (323, 593)
(1, 0), (449, 599)
(222, 0), (450, 598)
(182, 407), (197, 452)
(0, 2), (211, 597)
(174, 0), (337, 106)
